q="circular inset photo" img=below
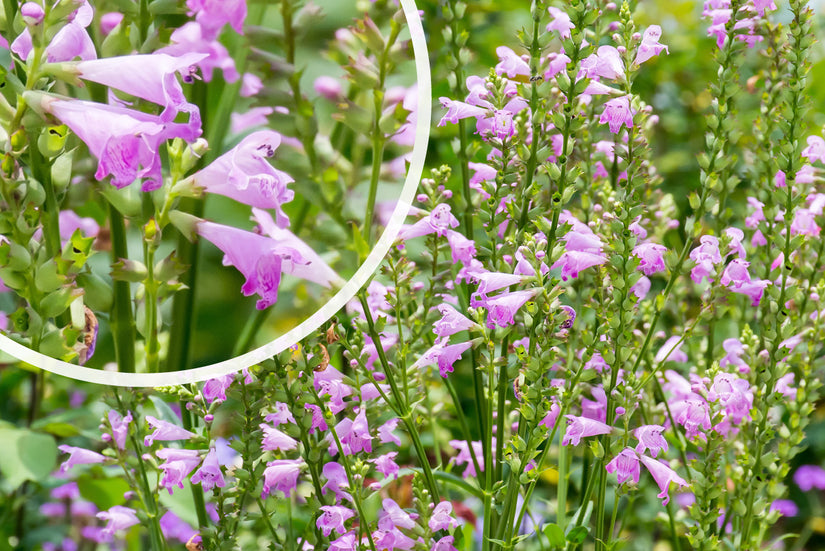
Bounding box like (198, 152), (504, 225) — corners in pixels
(0, 0), (430, 384)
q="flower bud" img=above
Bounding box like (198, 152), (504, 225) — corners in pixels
(21, 2), (45, 25)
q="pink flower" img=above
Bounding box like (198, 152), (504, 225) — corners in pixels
(317, 506), (356, 537)
(634, 425), (668, 457)
(446, 230), (477, 264)
(413, 338), (473, 378)
(260, 424), (298, 452)
(378, 498), (417, 530)
(329, 532), (358, 551)
(495, 46), (530, 78)
(74, 53), (206, 121)
(144, 416), (195, 447)
(802, 135), (825, 164)
(13, 1), (95, 63)
(547, 7), (574, 38)
(634, 25), (668, 65)
(606, 447), (641, 484)
(156, 448), (201, 494)
(31, 93), (198, 191)
(160, 510), (197, 544)
(100, 13), (123, 36)
(262, 459), (303, 498)
(322, 462), (352, 503)
(378, 418), (401, 446)
(432, 537), (459, 551)
(775, 373), (797, 399)
(186, 0), (247, 39)
(429, 502), (458, 531)
(398, 204), (460, 240)
(791, 209), (821, 236)
(633, 243), (667, 275)
(639, 455), (689, 505)
(449, 439), (487, 478)
(192, 131), (294, 224)
(671, 400), (711, 440)
(484, 288), (540, 328)
(689, 235), (722, 283)
(202, 374), (233, 404)
(97, 506), (139, 541)
(551, 251), (607, 281)
(794, 465), (825, 491)
(433, 303), (477, 337)
(315, 75), (343, 101)
(158, 22), (239, 83)
(600, 96), (633, 134)
(371, 452), (400, 480)
(561, 415), (612, 446)
(265, 403), (296, 426)
(107, 410), (132, 451)
(58, 445), (106, 473)
(581, 46), (624, 80)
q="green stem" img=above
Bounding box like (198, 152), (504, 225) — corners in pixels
(108, 205), (136, 373)
(232, 307), (271, 356)
(143, 239), (159, 373)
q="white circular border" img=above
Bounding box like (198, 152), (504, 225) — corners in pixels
(0, 0), (431, 387)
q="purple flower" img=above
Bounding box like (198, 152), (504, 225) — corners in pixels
(186, 0), (247, 39)
(635, 25), (668, 65)
(306, 404), (328, 435)
(100, 13), (124, 36)
(158, 22), (239, 83)
(107, 410), (132, 451)
(671, 399), (711, 440)
(551, 251), (607, 281)
(539, 402), (561, 430)
(634, 425), (668, 457)
(484, 288), (540, 329)
(398, 204), (460, 240)
(581, 46), (624, 80)
(802, 135), (825, 163)
(791, 208), (821, 236)
(144, 416), (195, 447)
(639, 456), (689, 505)
(547, 7), (574, 38)
(191, 131), (294, 224)
(322, 462), (352, 503)
(371, 452), (400, 480)
(340, 407), (372, 455)
(446, 230), (477, 264)
(315, 75), (343, 101)
(378, 498), (417, 531)
(202, 374), (234, 404)
(413, 338), (474, 378)
(30, 93), (198, 191)
(432, 537), (459, 551)
(265, 403), (296, 426)
(437, 98), (487, 127)
(58, 445), (106, 473)
(631, 275), (651, 300)
(794, 465), (825, 491)
(689, 235), (722, 283)
(97, 506), (140, 541)
(429, 501), (458, 531)
(13, 2), (95, 63)
(771, 499), (798, 517)
(74, 53), (205, 121)
(156, 448), (201, 494)
(561, 415), (612, 446)
(21, 3), (44, 25)
(378, 418), (401, 446)
(606, 447), (641, 484)
(654, 336), (687, 364)
(600, 96), (633, 134)
(708, 373), (753, 426)
(433, 303), (477, 337)
(495, 46), (530, 78)
(633, 243), (667, 275)
(260, 424), (298, 452)
(329, 532), (358, 551)
(581, 386), (607, 423)
(774, 373), (797, 399)
(317, 505), (356, 537)
(160, 510), (197, 544)
(190, 447), (226, 492)
(449, 438), (489, 478)
(262, 459), (303, 498)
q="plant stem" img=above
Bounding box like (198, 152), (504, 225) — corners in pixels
(108, 205), (136, 373)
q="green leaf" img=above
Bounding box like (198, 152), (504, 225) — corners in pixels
(543, 523), (566, 548)
(77, 475), (130, 510)
(567, 526), (588, 544)
(0, 428), (58, 488)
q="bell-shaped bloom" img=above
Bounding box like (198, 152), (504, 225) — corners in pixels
(708, 373), (753, 426)
(144, 416), (195, 447)
(582, 386), (608, 422)
(58, 445), (106, 473)
(546, 7), (574, 38)
(635, 25), (669, 65)
(581, 46), (624, 80)
(433, 303), (477, 337)
(73, 53), (205, 122)
(654, 336), (687, 364)
(484, 288), (540, 329)
(413, 338), (473, 378)
(771, 499), (799, 517)
(260, 424), (298, 452)
(262, 459), (303, 498)
(606, 447), (641, 484)
(429, 502), (459, 532)
(13, 1), (96, 63)
(539, 402), (561, 430)
(775, 373), (797, 399)
(731, 278), (771, 306)
(791, 208), (821, 236)
(107, 410), (132, 451)
(551, 251), (607, 281)
(378, 418), (401, 446)
(160, 510), (197, 544)
(794, 465), (825, 491)
(633, 243), (667, 275)
(197, 221), (312, 310)
(322, 462), (352, 503)
(561, 415), (612, 446)
(156, 448), (201, 494)
(265, 403), (296, 426)
(634, 425), (669, 457)
(342, 407), (373, 455)
(437, 98), (487, 127)
(329, 532), (358, 551)
(192, 132), (294, 225)
(802, 135), (825, 164)
(158, 22), (239, 83)
(446, 230), (477, 264)
(631, 275), (651, 300)
(317, 505), (356, 537)
(100, 13), (124, 36)
(189, 447), (226, 492)
(600, 96), (633, 134)
(186, 0), (246, 39)
(670, 399), (711, 440)
(495, 46), (530, 78)
(97, 506), (139, 541)
(432, 536), (459, 551)
(449, 439), (487, 479)
(639, 455), (689, 505)
(30, 93), (198, 191)
(398, 204), (460, 240)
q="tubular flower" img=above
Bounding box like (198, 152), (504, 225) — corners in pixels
(561, 415), (613, 446)
(639, 455), (689, 505)
(606, 447), (641, 484)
